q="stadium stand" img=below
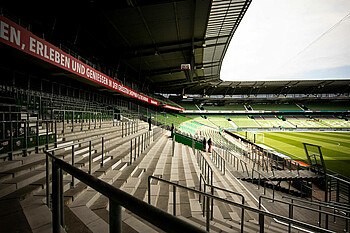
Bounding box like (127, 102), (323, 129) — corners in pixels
(229, 116), (260, 128)
(305, 102), (350, 111)
(250, 103), (301, 111)
(1, 2), (350, 233)
(178, 102), (200, 111)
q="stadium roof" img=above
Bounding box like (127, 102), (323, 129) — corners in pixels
(187, 79), (350, 96)
(1, 0), (252, 95)
(4, 1), (348, 100)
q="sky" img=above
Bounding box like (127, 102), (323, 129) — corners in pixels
(220, 0), (350, 81)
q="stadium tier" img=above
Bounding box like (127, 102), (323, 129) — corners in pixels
(250, 103), (302, 111)
(306, 102), (350, 111)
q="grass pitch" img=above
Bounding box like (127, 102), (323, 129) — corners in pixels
(233, 131), (350, 178)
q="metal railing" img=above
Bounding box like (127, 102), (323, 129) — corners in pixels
(121, 121), (138, 137)
(53, 109), (103, 133)
(211, 149), (226, 175)
(48, 154), (206, 233)
(224, 131), (304, 174)
(148, 176), (333, 233)
(199, 173), (246, 232)
(45, 136), (104, 208)
(282, 196), (350, 231)
(0, 119), (57, 159)
(129, 124), (165, 165)
(259, 195), (350, 232)
(129, 131), (152, 165)
(326, 173), (350, 205)
(196, 150), (213, 186)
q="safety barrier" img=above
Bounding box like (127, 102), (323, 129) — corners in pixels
(53, 109), (103, 133)
(45, 148), (205, 232)
(45, 136), (104, 208)
(211, 149), (226, 175)
(148, 176), (332, 233)
(259, 195), (349, 232)
(129, 125), (164, 165)
(0, 119), (56, 159)
(282, 196), (350, 231)
(129, 131), (152, 165)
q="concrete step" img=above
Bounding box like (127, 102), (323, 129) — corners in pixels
(20, 196), (67, 233)
(90, 133), (168, 215)
(0, 183), (17, 198)
(122, 210), (160, 233)
(0, 160), (22, 173)
(0, 158), (45, 183)
(3, 170), (45, 190)
(69, 205), (108, 233)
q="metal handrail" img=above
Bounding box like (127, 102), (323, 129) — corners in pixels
(196, 150), (213, 186)
(240, 159), (250, 176)
(0, 119), (57, 159)
(49, 156), (205, 233)
(260, 195), (350, 231)
(252, 168), (277, 199)
(45, 136), (104, 207)
(199, 173), (245, 232)
(129, 130), (152, 165)
(283, 195), (350, 231)
(211, 149), (225, 174)
(148, 175), (333, 233)
(327, 174), (350, 185)
(282, 196), (350, 212)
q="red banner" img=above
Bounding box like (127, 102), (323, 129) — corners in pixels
(163, 104), (185, 111)
(0, 15), (159, 106)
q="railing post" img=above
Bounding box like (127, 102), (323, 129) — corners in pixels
(206, 196), (210, 232)
(336, 180), (340, 203)
(94, 112), (97, 129)
(134, 138), (137, 161)
(109, 199), (122, 233)
(81, 112), (83, 131)
(59, 167), (65, 229)
(122, 122), (124, 138)
(99, 113), (102, 128)
(138, 136), (140, 158)
(259, 213), (264, 233)
(130, 139), (133, 165)
(89, 141), (92, 175)
(211, 185), (214, 220)
(241, 198), (245, 233)
(223, 160), (226, 175)
(141, 134), (144, 153)
(317, 205), (322, 227)
(199, 177), (202, 202)
(288, 203), (293, 232)
(36, 120), (40, 153)
(71, 110), (74, 132)
(172, 134), (175, 157)
(148, 177), (151, 204)
(173, 185), (176, 216)
(101, 137), (104, 167)
(54, 120), (57, 148)
(203, 184), (206, 217)
(46, 153), (50, 208)
(88, 112), (91, 130)
(45, 121), (49, 150)
(23, 121), (28, 157)
(71, 144), (75, 187)
(62, 111), (65, 133)
(52, 160), (61, 233)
